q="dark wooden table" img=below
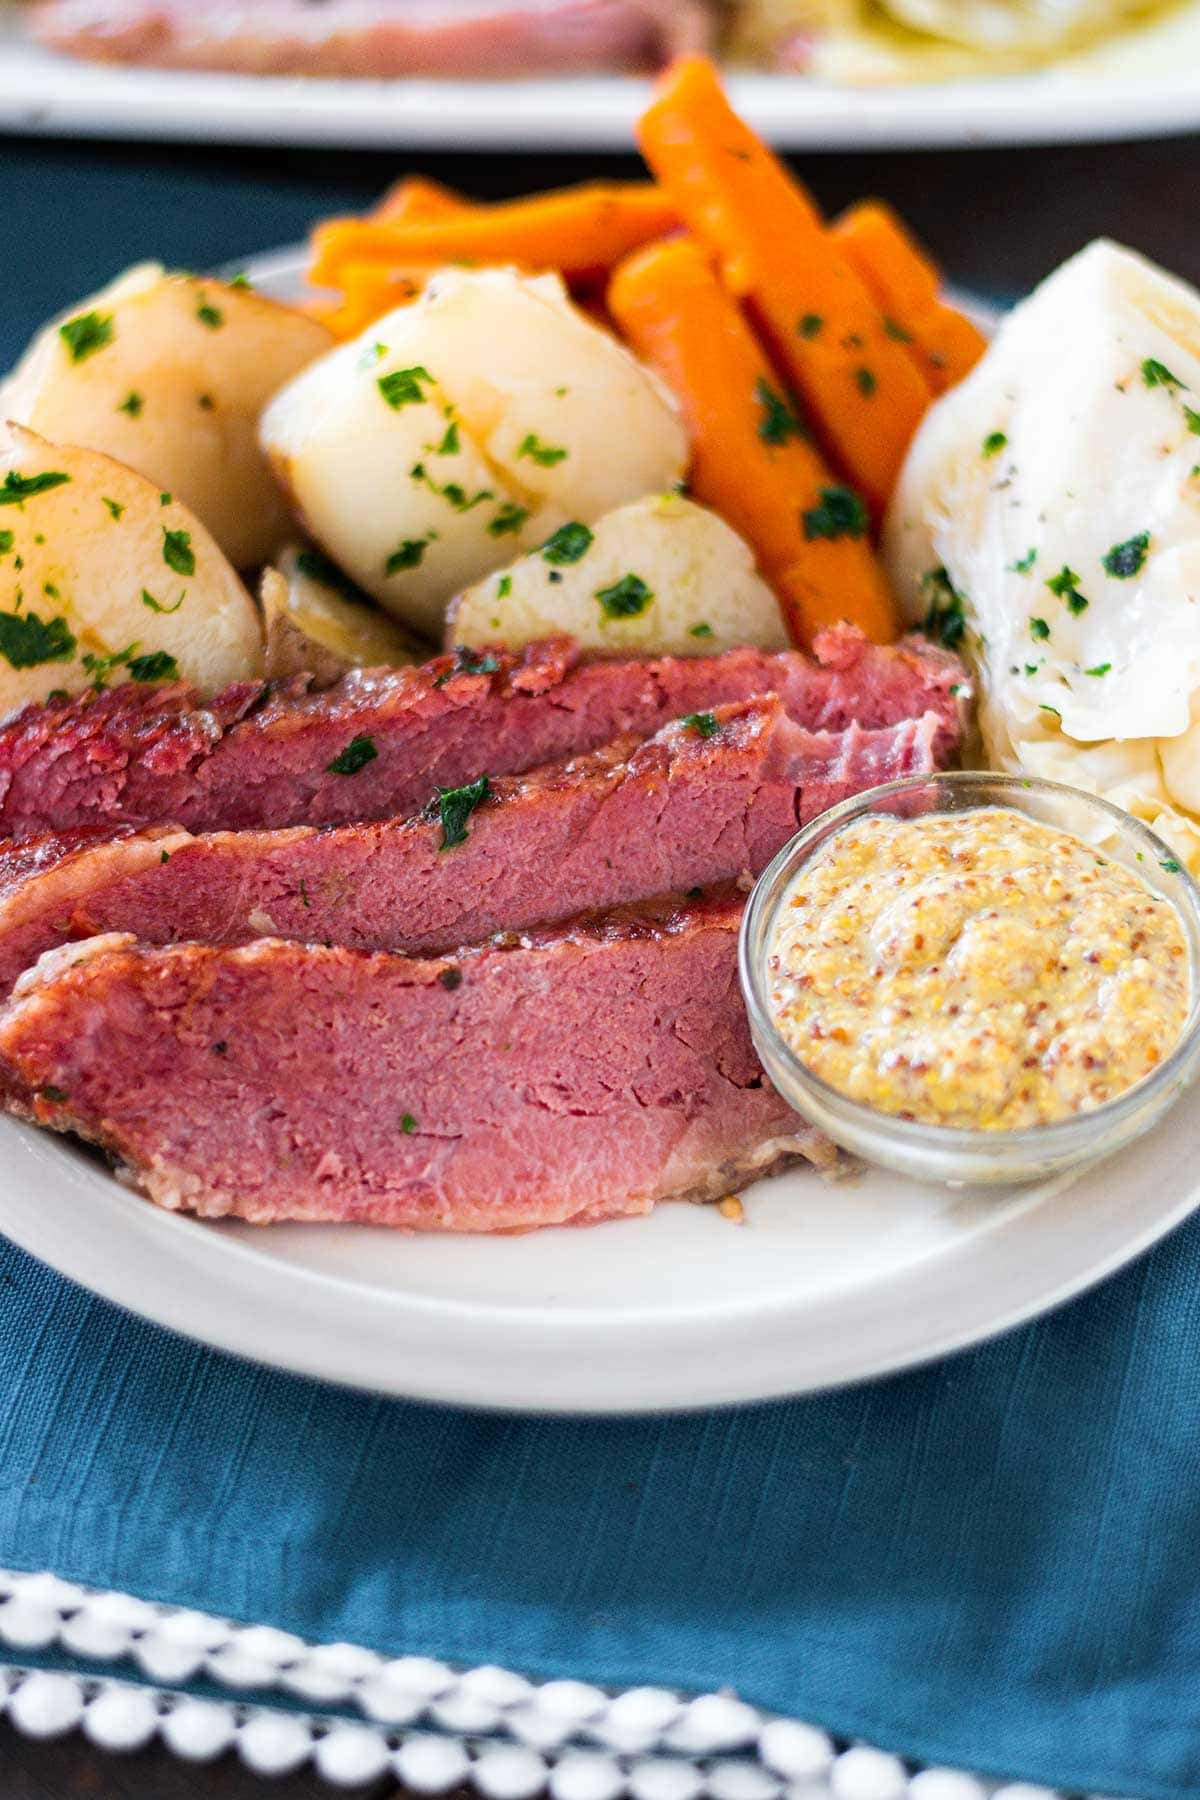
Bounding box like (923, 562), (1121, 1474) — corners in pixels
(0, 119), (1198, 1795)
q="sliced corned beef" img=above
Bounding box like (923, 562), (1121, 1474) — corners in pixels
(0, 889), (835, 1230)
(30, 0), (713, 76)
(0, 628), (966, 840)
(0, 698), (943, 996)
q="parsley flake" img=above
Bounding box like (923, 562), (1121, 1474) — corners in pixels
(379, 365), (434, 410)
(0, 532), (12, 554)
(1186, 406), (1200, 436)
(497, 575), (513, 599)
(129, 651), (179, 682)
(855, 368), (878, 398)
(1084, 662), (1112, 677)
(756, 378), (806, 445)
(883, 316), (913, 343)
(802, 485), (868, 542)
(487, 502), (530, 539)
(681, 711), (720, 739)
(797, 313), (823, 338)
(140, 587), (182, 615)
(162, 527), (195, 577)
(438, 774), (490, 850)
(385, 538), (428, 575)
(118, 391), (143, 418)
(1046, 565), (1088, 614)
(59, 310), (114, 363)
(327, 735), (379, 776)
(689, 622), (715, 639)
(0, 608), (74, 669)
(982, 430), (1007, 458)
(196, 302), (224, 329)
(401, 1112), (418, 1134)
(436, 420), (460, 455)
(0, 470), (70, 507)
(517, 432), (568, 468)
(1142, 357), (1184, 392)
(596, 573), (653, 619)
(102, 497), (124, 521)
(1103, 532), (1150, 578)
(433, 648), (500, 687)
(1030, 616), (1051, 641)
(541, 521), (593, 565)
(1010, 547), (1037, 573)
(1161, 858), (1183, 873)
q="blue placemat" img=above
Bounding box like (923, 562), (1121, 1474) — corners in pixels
(1, 1216), (1198, 1797)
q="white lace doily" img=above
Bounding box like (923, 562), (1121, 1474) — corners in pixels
(0, 1568), (1127, 1796)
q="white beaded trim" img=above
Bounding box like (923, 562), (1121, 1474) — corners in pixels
(0, 1571), (1135, 1797)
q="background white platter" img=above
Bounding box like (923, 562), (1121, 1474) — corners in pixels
(0, 249), (1193, 1415)
(3, 8), (1200, 152)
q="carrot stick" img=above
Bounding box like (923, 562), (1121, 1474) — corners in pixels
(638, 58), (931, 521)
(318, 263), (436, 339)
(832, 201), (987, 394)
(609, 237), (899, 648)
(372, 175), (471, 223)
(309, 183), (679, 290)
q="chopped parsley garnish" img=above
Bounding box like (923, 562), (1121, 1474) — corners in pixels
(162, 527), (195, 577)
(378, 365), (434, 410)
(295, 548), (370, 605)
(144, 582), (185, 613)
(385, 538), (428, 575)
(517, 432), (568, 468)
(81, 644), (138, 687)
(438, 774), (490, 850)
(681, 711), (720, 739)
(689, 622), (715, 639)
(497, 575), (513, 599)
(854, 368), (877, 398)
(400, 1112), (418, 1134)
(129, 651), (179, 683)
(102, 497), (124, 521)
(1161, 858), (1182, 873)
(437, 420), (460, 456)
(541, 521), (593, 565)
(1142, 357), (1184, 392)
(410, 463), (492, 512)
(1084, 662), (1112, 677)
(58, 310), (114, 363)
(1030, 616), (1051, 641)
(1102, 532), (1150, 578)
(228, 272), (251, 290)
(160, 850), (170, 864)
(1046, 565), (1088, 614)
(797, 313), (823, 338)
(433, 647), (500, 687)
(756, 378), (806, 445)
(802, 485), (868, 542)
(327, 735), (379, 776)
(196, 302), (224, 329)
(0, 470), (70, 506)
(43, 582), (59, 600)
(357, 341), (387, 371)
(159, 492), (172, 506)
(1010, 547), (1037, 573)
(487, 503), (530, 538)
(118, 391), (143, 417)
(919, 566), (966, 648)
(1186, 406), (1200, 435)
(596, 573), (653, 619)
(0, 608), (74, 669)
(982, 430), (1007, 458)
(0, 532), (12, 554)
(883, 316), (913, 343)
(1040, 703), (1061, 719)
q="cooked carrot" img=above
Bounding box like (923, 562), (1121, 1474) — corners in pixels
(372, 175), (471, 223)
(318, 262), (435, 339)
(832, 200), (986, 393)
(309, 183), (679, 290)
(609, 237), (899, 648)
(638, 58), (931, 521)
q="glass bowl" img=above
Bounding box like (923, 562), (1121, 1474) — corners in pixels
(739, 772), (1200, 1187)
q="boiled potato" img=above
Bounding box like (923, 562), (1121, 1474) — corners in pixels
(261, 545), (425, 685)
(445, 493), (789, 658)
(260, 267), (688, 638)
(0, 423), (262, 711)
(2, 264), (332, 568)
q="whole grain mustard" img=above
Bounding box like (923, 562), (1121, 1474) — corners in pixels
(766, 808), (1190, 1131)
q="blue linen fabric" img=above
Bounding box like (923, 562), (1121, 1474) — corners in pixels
(1, 1222), (1199, 1798)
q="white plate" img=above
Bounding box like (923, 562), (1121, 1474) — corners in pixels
(0, 249), (1194, 1416)
(3, 10), (1200, 151)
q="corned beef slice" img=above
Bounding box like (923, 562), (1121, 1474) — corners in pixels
(0, 890), (835, 1230)
(0, 629), (966, 839)
(0, 698), (943, 993)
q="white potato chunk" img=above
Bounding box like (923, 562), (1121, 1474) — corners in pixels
(259, 268), (687, 638)
(445, 493), (789, 658)
(261, 546), (424, 684)
(2, 264), (332, 568)
(0, 423), (262, 711)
